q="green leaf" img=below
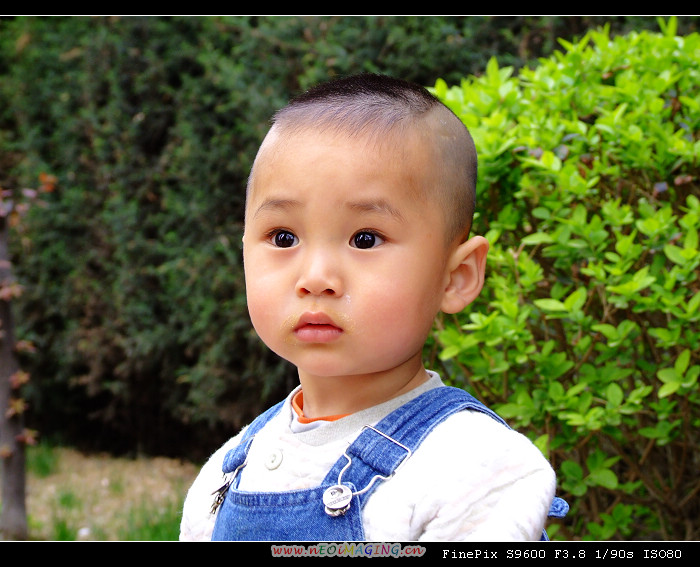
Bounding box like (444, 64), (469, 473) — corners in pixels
(564, 287), (587, 312)
(561, 459), (584, 480)
(534, 298), (567, 312)
(589, 468), (619, 490)
(682, 366), (699, 388)
(686, 292), (700, 316)
(664, 244), (689, 265)
(658, 381), (680, 398)
(606, 383), (624, 407)
(592, 323), (618, 340)
(656, 367), (677, 384)
(606, 266), (657, 296)
(533, 434), (550, 457)
(521, 232), (554, 245)
(674, 349), (690, 375)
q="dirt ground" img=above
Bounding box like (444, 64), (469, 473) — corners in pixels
(23, 447), (200, 540)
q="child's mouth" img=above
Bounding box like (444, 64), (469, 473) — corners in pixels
(293, 313), (343, 343)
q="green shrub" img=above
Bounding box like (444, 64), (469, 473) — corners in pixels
(433, 18), (699, 540)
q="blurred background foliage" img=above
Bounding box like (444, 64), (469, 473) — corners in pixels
(0, 16), (698, 540)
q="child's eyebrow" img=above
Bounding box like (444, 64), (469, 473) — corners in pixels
(252, 198), (302, 219)
(347, 199), (405, 223)
(252, 197), (406, 223)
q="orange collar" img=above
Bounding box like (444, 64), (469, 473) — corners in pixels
(291, 390), (349, 424)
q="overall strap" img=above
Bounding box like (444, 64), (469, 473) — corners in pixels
(221, 400), (284, 475)
(324, 386), (493, 498)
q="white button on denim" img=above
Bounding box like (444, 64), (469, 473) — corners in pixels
(265, 448), (283, 470)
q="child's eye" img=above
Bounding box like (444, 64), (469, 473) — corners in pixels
(270, 230), (299, 248)
(351, 230), (385, 249)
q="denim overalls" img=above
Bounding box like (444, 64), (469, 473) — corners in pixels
(211, 386), (568, 541)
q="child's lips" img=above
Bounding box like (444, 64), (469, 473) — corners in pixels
(293, 312), (344, 343)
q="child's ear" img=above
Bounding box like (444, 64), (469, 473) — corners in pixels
(440, 235), (489, 314)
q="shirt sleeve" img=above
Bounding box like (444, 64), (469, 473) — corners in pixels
(413, 411), (557, 541)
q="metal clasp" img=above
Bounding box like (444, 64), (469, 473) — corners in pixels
(210, 436), (254, 515)
(323, 425), (412, 516)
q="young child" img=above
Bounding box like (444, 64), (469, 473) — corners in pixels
(180, 74), (566, 542)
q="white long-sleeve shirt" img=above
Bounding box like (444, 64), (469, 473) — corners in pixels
(180, 372), (556, 541)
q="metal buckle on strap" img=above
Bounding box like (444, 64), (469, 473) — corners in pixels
(323, 425), (412, 516)
(211, 436), (254, 515)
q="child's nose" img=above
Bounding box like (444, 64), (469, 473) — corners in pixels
(296, 249), (343, 298)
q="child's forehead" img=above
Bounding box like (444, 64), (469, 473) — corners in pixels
(257, 123), (435, 171)
(247, 125), (437, 214)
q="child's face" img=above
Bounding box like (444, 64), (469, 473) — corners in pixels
(243, 127), (457, 382)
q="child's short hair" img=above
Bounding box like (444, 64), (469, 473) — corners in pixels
(253, 73), (478, 243)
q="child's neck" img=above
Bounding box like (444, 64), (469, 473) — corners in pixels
(296, 359), (430, 419)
